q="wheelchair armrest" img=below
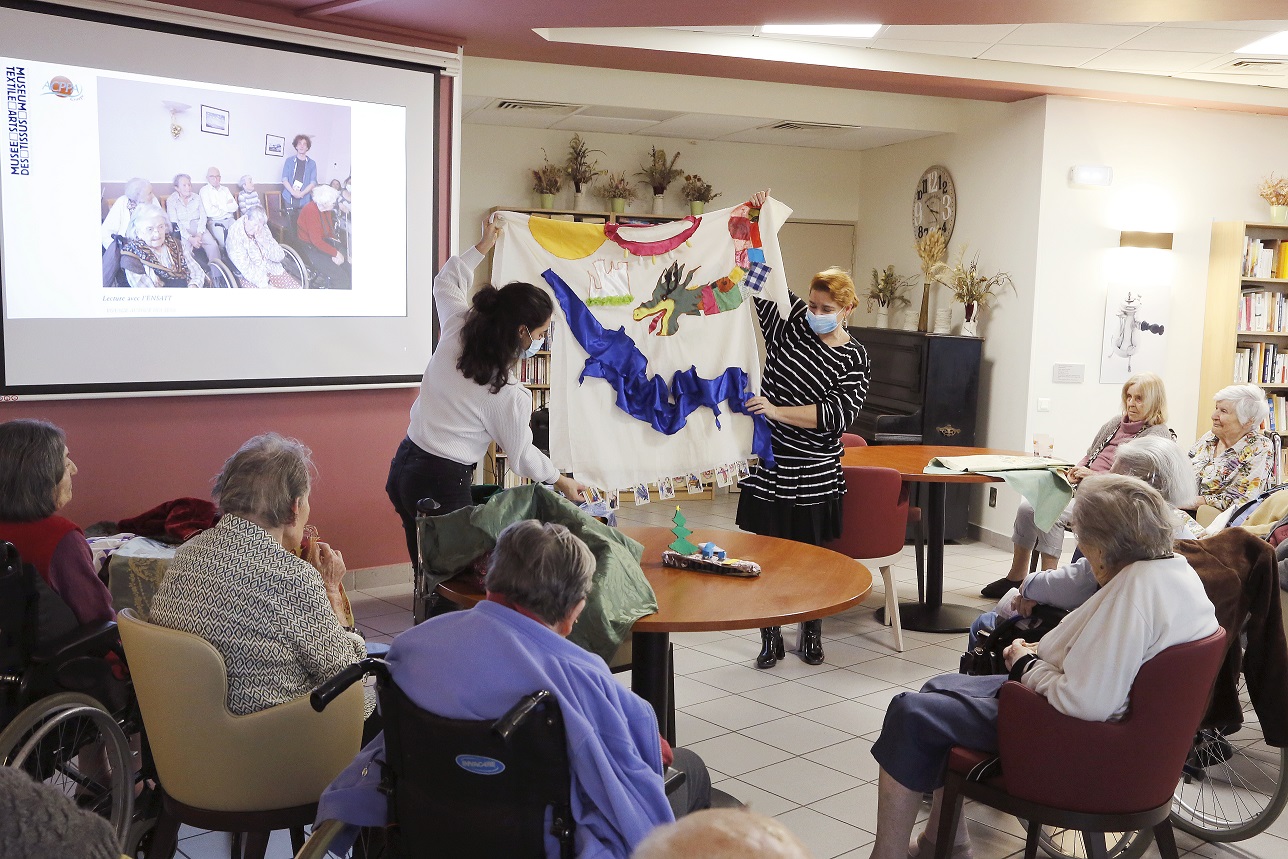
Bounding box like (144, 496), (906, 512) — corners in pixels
(493, 689), (554, 741)
(29, 620), (119, 665)
(415, 496), (441, 516)
(663, 766), (687, 796)
(311, 657), (389, 712)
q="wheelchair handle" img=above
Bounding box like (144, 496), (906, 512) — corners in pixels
(493, 689), (553, 741)
(311, 657), (389, 712)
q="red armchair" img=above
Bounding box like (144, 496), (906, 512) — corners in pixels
(933, 627), (1228, 859)
(841, 434), (926, 602)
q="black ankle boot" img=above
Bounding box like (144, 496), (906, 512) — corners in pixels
(756, 626), (784, 669)
(797, 620), (825, 665)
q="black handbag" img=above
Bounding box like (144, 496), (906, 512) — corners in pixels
(959, 603), (1068, 676)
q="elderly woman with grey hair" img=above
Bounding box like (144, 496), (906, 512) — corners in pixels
(1190, 383), (1275, 512)
(226, 207), (301, 289)
(151, 433), (372, 723)
(969, 435), (1204, 648)
(867, 474), (1218, 859)
(0, 419), (113, 627)
(119, 204), (206, 289)
(318, 519), (712, 856)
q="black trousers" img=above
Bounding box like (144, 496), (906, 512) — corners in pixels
(668, 746), (713, 817)
(385, 436), (473, 566)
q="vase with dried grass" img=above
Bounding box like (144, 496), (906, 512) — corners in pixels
(867, 266), (915, 329)
(596, 171), (637, 214)
(638, 146), (683, 214)
(531, 153), (562, 209)
(564, 133), (604, 211)
(931, 248), (1015, 338)
(914, 231), (947, 331)
(1259, 173), (1288, 224)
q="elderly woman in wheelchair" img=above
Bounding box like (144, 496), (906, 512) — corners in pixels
(226, 206), (304, 289)
(118, 204), (209, 289)
(866, 475), (1218, 859)
(309, 519), (712, 858)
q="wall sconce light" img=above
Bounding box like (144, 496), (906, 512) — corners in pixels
(1120, 231), (1174, 250)
(1069, 165), (1113, 187)
(162, 100), (190, 139)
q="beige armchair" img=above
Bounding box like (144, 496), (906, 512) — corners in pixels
(116, 609), (363, 859)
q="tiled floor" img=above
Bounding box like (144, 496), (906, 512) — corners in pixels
(171, 492), (1288, 859)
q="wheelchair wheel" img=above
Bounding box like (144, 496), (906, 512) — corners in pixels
(296, 819), (392, 858)
(0, 691), (134, 848)
(282, 243), (309, 289)
(1022, 824), (1152, 859)
(1169, 674), (1288, 842)
(208, 258), (237, 288)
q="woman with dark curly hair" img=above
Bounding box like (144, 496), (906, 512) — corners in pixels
(385, 217), (588, 564)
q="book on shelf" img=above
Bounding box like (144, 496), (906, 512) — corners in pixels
(1237, 290), (1288, 333)
(1242, 236), (1288, 279)
(1233, 342), (1288, 384)
(1268, 394), (1288, 433)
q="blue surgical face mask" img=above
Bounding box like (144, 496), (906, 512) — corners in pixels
(520, 331), (545, 359)
(806, 310), (839, 335)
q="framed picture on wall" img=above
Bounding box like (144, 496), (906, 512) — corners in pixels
(264, 134), (284, 156)
(200, 104), (229, 136)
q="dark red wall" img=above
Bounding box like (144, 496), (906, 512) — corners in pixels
(3, 388), (417, 569)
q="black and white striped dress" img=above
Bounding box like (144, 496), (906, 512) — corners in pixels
(736, 295), (870, 545)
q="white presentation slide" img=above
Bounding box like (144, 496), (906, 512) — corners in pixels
(0, 3), (439, 394)
(1, 59), (407, 319)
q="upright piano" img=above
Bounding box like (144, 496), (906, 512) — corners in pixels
(849, 329), (983, 541)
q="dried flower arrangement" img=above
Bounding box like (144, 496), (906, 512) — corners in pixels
(867, 266), (916, 311)
(564, 134), (604, 192)
(915, 231), (948, 279)
(1259, 173), (1288, 207)
(595, 171), (638, 203)
(638, 147), (684, 195)
(680, 174), (721, 204)
(932, 248), (1015, 307)
(531, 153), (563, 195)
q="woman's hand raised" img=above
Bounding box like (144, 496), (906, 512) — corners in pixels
(476, 216), (502, 255)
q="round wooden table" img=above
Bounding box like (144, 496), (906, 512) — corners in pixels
(841, 445), (1028, 633)
(437, 524), (872, 741)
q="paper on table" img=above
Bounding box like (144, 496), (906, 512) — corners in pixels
(925, 454), (1073, 473)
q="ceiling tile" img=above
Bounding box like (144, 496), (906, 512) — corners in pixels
(461, 95), (491, 116)
(644, 114), (771, 140)
(1165, 20), (1288, 32)
(466, 108), (566, 129)
(876, 24), (1018, 43)
(549, 115), (660, 133)
(1116, 26), (1273, 53)
(1180, 71), (1288, 87)
(867, 38), (993, 59)
(718, 126), (836, 147)
(1080, 49), (1224, 73)
(978, 44), (1106, 66)
(1001, 23), (1150, 49)
(576, 105), (682, 122)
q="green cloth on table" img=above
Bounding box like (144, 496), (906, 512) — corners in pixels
(416, 483), (658, 663)
(925, 456), (1074, 531)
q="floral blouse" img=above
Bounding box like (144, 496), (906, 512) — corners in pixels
(1189, 430), (1275, 511)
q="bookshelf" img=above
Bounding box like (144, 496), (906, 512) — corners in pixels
(1199, 221), (1288, 441)
(486, 348), (550, 489)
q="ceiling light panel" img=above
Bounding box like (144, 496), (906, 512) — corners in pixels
(761, 23), (882, 39)
(1239, 31), (1288, 54)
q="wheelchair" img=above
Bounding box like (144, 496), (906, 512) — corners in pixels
(221, 234), (310, 289)
(0, 541), (160, 855)
(108, 228), (237, 289)
(297, 656), (578, 858)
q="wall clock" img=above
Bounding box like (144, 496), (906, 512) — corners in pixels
(913, 165), (956, 243)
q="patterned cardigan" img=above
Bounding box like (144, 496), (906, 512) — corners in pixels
(1190, 430), (1275, 512)
(150, 515), (370, 716)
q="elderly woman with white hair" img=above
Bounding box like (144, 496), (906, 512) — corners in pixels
(982, 371), (1174, 599)
(1190, 383), (1275, 512)
(867, 474), (1218, 859)
(969, 435), (1204, 648)
(296, 183), (349, 289)
(101, 177), (156, 286)
(226, 206), (302, 289)
(119, 204), (206, 288)
(150, 433), (373, 727)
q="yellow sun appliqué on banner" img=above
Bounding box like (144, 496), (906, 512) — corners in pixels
(527, 217), (609, 260)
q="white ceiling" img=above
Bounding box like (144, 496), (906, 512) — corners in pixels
(465, 20), (1288, 151)
(676, 21), (1288, 88)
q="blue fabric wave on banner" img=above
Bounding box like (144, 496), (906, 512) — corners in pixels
(544, 269), (775, 468)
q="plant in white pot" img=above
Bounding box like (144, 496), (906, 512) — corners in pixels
(931, 248), (1014, 338)
(637, 146), (683, 214)
(531, 155), (562, 209)
(680, 174), (720, 215)
(563, 133), (603, 210)
(1259, 173), (1288, 224)
(866, 266), (915, 329)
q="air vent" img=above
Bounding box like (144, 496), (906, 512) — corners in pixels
(1212, 58), (1288, 74)
(765, 120), (861, 132)
(493, 99), (582, 113)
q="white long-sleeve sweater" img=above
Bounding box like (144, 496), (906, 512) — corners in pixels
(406, 247), (558, 484)
(1022, 554), (1217, 723)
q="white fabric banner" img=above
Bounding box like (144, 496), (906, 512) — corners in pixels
(492, 194), (793, 490)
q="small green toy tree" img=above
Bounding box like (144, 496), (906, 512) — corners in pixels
(669, 506), (698, 554)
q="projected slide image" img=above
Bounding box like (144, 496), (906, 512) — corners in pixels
(1, 58), (407, 320)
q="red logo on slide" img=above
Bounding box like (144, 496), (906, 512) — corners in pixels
(43, 75), (82, 99)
